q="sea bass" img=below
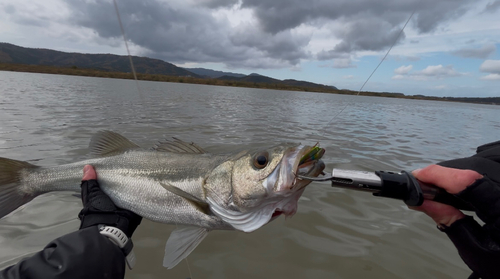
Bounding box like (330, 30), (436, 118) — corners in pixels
(0, 131), (325, 268)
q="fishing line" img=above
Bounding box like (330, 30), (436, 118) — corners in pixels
(112, 1), (194, 278)
(112, 0), (143, 104)
(319, 10), (415, 138)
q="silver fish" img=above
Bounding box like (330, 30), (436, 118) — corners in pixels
(0, 131), (325, 268)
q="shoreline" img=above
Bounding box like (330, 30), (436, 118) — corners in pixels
(0, 63), (498, 105)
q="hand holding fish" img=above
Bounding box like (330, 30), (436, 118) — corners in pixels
(79, 165), (142, 238)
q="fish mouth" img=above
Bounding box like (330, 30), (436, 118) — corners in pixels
(266, 144), (325, 218)
(274, 144), (326, 192)
(270, 210), (284, 222)
(272, 210), (283, 218)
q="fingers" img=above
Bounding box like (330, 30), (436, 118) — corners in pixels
(409, 200), (465, 227)
(82, 165), (97, 181)
(412, 165), (482, 194)
(409, 165), (478, 227)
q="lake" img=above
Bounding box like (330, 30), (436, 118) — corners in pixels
(0, 71), (499, 278)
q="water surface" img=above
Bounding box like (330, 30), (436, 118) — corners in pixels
(0, 71), (499, 278)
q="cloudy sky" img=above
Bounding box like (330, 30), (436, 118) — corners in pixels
(1, 0), (500, 97)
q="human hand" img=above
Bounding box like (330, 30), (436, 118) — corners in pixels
(410, 165), (482, 227)
(409, 141), (500, 279)
(79, 165), (142, 237)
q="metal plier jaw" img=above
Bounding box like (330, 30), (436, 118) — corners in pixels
(298, 169), (474, 211)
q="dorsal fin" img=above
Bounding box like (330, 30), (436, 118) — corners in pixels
(89, 130), (140, 157)
(152, 137), (205, 154)
(160, 182), (210, 214)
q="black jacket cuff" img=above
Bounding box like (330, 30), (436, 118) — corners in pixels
(442, 216), (500, 279)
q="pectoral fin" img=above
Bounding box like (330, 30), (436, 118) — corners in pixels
(160, 182), (210, 214)
(163, 227), (209, 269)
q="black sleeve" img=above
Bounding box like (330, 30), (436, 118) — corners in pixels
(0, 227), (125, 279)
(438, 140), (500, 279)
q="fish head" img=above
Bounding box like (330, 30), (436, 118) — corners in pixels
(205, 143), (325, 232)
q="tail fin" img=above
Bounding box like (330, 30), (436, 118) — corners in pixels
(0, 157), (38, 218)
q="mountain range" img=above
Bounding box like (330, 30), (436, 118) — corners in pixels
(183, 67), (246, 78)
(0, 43), (337, 90)
(0, 43), (198, 77)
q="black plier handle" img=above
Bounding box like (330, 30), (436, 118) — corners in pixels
(299, 169), (475, 211)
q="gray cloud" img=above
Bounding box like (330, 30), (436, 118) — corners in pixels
(58, 0), (473, 70)
(63, 0), (310, 68)
(392, 64), (465, 80)
(483, 0), (500, 13)
(3, 4), (15, 14)
(394, 65), (413, 75)
(451, 43), (496, 59)
(240, 0), (470, 34)
(480, 74), (500, 80)
(1, 3), (51, 27)
(316, 15), (406, 65)
(284, 0), (469, 66)
(317, 49), (349, 61)
(198, 0), (239, 9)
(229, 24), (311, 67)
(389, 55), (421, 61)
(333, 17), (406, 53)
(480, 60), (500, 74)
(67, 0), (223, 57)
(332, 59), (356, 69)
(417, 65), (463, 77)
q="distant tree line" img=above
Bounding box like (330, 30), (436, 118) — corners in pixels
(0, 62), (498, 105)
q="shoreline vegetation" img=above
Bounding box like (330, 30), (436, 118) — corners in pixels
(1, 62), (499, 105)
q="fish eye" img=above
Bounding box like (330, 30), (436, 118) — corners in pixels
(253, 151), (269, 169)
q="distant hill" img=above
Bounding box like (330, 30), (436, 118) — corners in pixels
(0, 43), (341, 90)
(218, 73), (281, 83)
(184, 67), (245, 78)
(283, 79), (338, 90)
(443, 96), (500, 104)
(218, 73), (339, 90)
(0, 43), (198, 77)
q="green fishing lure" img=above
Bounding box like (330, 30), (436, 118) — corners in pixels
(299, 145), (325, 165)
